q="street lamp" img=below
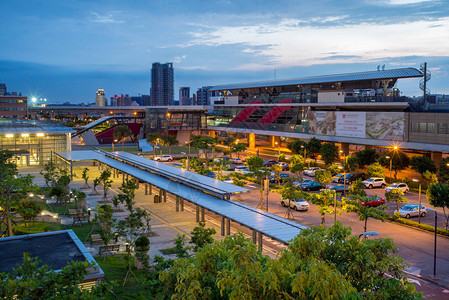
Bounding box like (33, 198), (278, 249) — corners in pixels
(412, 178), (422, 224)
(275, 142), (280, 155)
(333, 189), (337, 224)
(426, 208), (438, 278)
(181, 151), (190, 171)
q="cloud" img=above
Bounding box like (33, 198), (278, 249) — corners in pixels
(186, 16), (449, 70)
(178, 66), (208, 70)
(381, 0), (435, 5)
(173, 55), (187, 63)
(89, 12), (124, 24)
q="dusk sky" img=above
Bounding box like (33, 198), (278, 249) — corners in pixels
(1, 0), (449, 104)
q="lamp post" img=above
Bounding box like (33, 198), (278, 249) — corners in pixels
(275, 141), (280, 155)
(427, 208), (438, 278)
(333, 190), (337, 224)
(339, 165), (346, 196)
(413, 178), (422, 223)
(181, 151), (189, 171)
(359, 231), (378, 241)
(386, 156), (392, 183)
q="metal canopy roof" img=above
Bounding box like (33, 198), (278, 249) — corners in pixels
(0, 118), (75, 134)
(56, 150), (306, 244)
(209, 68), (423, 91)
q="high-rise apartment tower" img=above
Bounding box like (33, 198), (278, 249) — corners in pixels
(150, 62), (174, 106)
(95, 89), (106, 106)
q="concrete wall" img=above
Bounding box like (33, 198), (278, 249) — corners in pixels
(408, 112), (449, 145)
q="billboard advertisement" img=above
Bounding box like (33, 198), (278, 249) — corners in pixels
(336, 112), (366, 138)
(309, 111), (405, 141)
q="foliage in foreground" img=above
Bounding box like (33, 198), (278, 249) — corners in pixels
(159, 223), (421, 299)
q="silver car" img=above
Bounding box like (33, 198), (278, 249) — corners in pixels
(395, 204), (426, 219)
(280, 198), (309, 211)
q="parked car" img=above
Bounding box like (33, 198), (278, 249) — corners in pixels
(280, 198), (310, 211)
(385, 183), (409, 193)
(263, 160), (278, 167)
(230, 157), (243, 164)
(224, 178), (234, 184)
(301, 181), (323, 191)
(206, 171), (217, 179)
(338, 172), (366, 184)
(277, 162), (290, 171)
(294, 178), (313, 187)
(362, 178), (387, 189)
(395, 204), (426, 218)
(269, 173), (290, 183)
(235, 165), (251, 174)
(323, 184), (348, 193)
(154, 155), (173, 162)
(303, 167), (323, 177)
(332, 174), (344, 183)
(361, 196), (386, 207)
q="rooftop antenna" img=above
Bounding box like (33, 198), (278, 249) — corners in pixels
(274, 69), (276, 80)
(377, 65), (380, 71)
(382, 65), (385, 71)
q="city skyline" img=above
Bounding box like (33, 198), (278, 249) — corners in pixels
(1, 0), (449, 103)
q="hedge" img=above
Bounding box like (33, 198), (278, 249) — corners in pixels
(14, 222), (51, 235)
(389, 217), (449, 237)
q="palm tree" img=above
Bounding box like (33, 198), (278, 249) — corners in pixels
(162, 134), (178, 155)
(146, 132), (161, 158)
(113, 125), (133, 151)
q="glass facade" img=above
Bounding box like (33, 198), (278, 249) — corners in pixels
(146, 108), (207, 132)
(0, 133), (69, 166)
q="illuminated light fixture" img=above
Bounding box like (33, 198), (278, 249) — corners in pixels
(393, 145), (398, 150)
(5, 134), (13, 138)
(21, 133), (29, 137)
(133, 112), (137, 116)
(37, 133), (44, 137)
(166, 113), (171, 117)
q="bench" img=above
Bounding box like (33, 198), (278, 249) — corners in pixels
(72, 214), (90, 226)
(91, 234), (103, 244)
(99, 244), (120, 256)
(68, 209), (81, 216)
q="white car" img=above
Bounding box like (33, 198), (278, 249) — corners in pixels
(280, 198), (309, 211)
(395, 204), (426, 219)
(362, 177), (387, 189)
(235, 166), (251, 174)
(230, 158), (243, 164)
(224, 178), (234, 184)
(385, 183), (409, 193)
(303, 167), (323, 177)
(154, 155), (173, 162)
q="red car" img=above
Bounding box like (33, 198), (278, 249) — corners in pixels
(361, 197), (385, 208)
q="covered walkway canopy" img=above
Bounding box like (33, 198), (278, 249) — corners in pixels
(56, 150), (307, 245)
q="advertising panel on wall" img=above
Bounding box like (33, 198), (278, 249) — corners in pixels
(308, 111), (336, 135)
(366, 112), (405, 141)
(336, 112), (366, 138)
(309, 111), (405, 141)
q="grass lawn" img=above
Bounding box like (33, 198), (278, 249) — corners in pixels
(64, 223), (100, 242)
(13, 222), (62, 235)
(48, 203), (78, 216)
(159, 247), (176, 255)
(97, 255), (149, 299)
(99, 146), (139, 153)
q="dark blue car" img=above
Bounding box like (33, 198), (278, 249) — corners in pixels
(206, 171), (217, 179)
(301, 181), (323, 191)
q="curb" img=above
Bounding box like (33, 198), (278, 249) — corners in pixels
(404, 271), (449, 290)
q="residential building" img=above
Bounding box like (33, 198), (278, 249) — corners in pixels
(150, 62), (174, 106)
(179, 87), (191, 105)
(0, 84), (27, 118)
(95, 89), (106, 106)
(196, 86), (220, 106)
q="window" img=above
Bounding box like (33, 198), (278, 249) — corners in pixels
(411, 123), (419, 132)
(427, 123), (435, 133)
(438, 123), (447, 134)
(419, 123), (427, 133)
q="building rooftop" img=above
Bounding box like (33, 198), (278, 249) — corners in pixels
(0, 118), (75, 134)
(0, 230), (103, 281)
(209, 68), (423, 91)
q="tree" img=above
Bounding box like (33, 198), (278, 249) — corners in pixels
(146, 132), (161, 158)
(287, 139), (307, 155)
(343, 195), (389, 232)
(39, 161), (57, 187)
(99, 169), (112, 202)
(345, 155), (358, 172)
(306, 137), (322, 160)
(191, 136), (218, 163)
(246, 155), (270, 210)
(230, 142), (247, 159)
(271, 164), (283, 184)
(439, 157), (449, 182)
(0, 254), (111, 298)
(315, 170), (332, 186)
(92, 177), (101, 195)
(423, 170), (438, 185)
(16, 200), (42, 227)
(386, 189), (407, 216)
(113, 125), (133, 151)
(348, 179), (367, 197)
(355, 148), (379, 168)
(117, 179), (140, 212)
(95, 204), (115, 246)
(162, 134), (178, 155)
(367, 162), (385, 178)
(222, 136), (236, 146)
(308, 190), (339, 226)
(427, 183), (449, 230)
(327, 164), (341, 175)
(190, 221), (216, 252)
(320, 143), (339, 165)
(379, 150), (410, 180)
(278, 182), (307, 219)
(410, 155), (436, 175)
(160, 224), (420, 299)
(81, 167), (90, 189)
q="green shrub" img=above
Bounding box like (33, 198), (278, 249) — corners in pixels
(390, 217), (449, 236)
(14, 222), (50, 235)
(135, 236), (150, 251)
(309, 161), (318, 167)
